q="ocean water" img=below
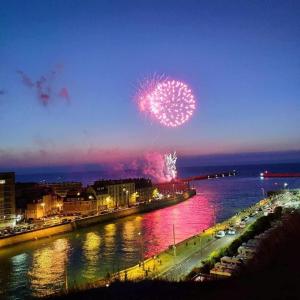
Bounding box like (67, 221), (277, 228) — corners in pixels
(0, 163), (299, 299)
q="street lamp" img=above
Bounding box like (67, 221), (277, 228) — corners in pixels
(138, 232), (144, 270)
(123, 188), (129, 207)
(40, 202), (45, 218)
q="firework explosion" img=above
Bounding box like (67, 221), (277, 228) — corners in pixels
(164, 151), (177, 180)
(137, 76), (196, 127)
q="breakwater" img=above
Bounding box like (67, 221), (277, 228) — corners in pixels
(0, 189), (196, 249)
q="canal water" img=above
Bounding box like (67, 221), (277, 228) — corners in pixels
(1, 163), (300, 299)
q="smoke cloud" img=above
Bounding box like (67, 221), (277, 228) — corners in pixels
(17, 65), (70, 106)
(110, 151), (169, 182)
(59, 87), (70, 102)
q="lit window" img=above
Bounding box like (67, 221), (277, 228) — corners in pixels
(0, 180), (5, 184)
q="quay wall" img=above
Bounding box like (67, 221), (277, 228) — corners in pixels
(75, 190), (195, 228)
(0, 223), (73, 248)
(0, 190), (196, 249)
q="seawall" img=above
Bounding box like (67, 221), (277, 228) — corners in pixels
(0, 223), (74, 248)
(0, 189), (196, 249)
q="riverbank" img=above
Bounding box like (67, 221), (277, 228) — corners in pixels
(0, 189), (196, 249)
(47, 212), (300, 300)
(86, 197), (271, 287)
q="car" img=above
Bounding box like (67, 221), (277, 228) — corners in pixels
(239, 222), (246, 228)
(227, 228), (236, 235)
(215, 230), (226, 238)
(241, 216), (249, 222)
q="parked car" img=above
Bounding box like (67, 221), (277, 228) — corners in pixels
(242, 216), (249, 222)
(239, 222), (246, 228)
(227, 228), (236, 235)
(215, 230), (226, 238)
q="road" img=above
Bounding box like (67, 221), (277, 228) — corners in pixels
(97, 208), (263, 285)
(158, 222), (255, 281)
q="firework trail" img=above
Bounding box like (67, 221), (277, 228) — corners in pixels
(136, 75), (196, 127)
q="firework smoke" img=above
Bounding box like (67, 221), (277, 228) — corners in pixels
(110, 151), (172, 183)
(17, 65), (69, 106)
(59, 87), (70, 102)
(16, 70), (35, 88)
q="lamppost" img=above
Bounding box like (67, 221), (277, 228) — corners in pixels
(123, 188), (129, 207)
(57, 203), (62, 214)
(41, 202), (45, 219)
(138, 232), (144, 270)
(172, 224), (176, 264)
(210, 202), (216, 236)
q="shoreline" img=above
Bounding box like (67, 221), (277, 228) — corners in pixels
(0, 189), (196, 249)
(87, 197), (270, 287)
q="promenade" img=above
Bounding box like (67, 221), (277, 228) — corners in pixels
(92, 197), (269, 286)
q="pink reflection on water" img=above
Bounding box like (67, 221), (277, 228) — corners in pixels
(141, 194), (214, 258)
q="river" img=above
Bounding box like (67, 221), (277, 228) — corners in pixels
(1, 163), (300, 299)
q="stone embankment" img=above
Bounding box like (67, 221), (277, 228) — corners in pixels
(0, 189), (196, 249)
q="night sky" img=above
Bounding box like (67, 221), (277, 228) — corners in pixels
(1, 0), (300, 169)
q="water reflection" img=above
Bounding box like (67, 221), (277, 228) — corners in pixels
(28, 238), (69, 297)
(82, 232), (101, 280)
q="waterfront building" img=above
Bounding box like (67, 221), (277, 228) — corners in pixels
(87, 186), (113, 210)
(155, 181), (190, 196)
(63, 189), (97, 215)
(0, 172), (16, 228)
(92, 179), (136, 208)
(39, 182), (82, 197)
(133, 178), (155, 203)
(25, 190), (63, 220)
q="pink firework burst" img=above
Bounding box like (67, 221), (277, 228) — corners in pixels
(136, 73), (168, 113)
(138, 78), (196, 127)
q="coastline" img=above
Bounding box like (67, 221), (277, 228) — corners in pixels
(0, 189), (196, 249)
(87, 197), (270, 287)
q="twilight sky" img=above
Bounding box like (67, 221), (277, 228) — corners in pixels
(0, 0), (300, 169)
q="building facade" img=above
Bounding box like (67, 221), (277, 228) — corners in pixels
(92, 179), (136, 209)
(0, 172), (16, 227)
(63, 190), (97, 215)
(25, 193), (63, 220)
(40, 182), (82, 197)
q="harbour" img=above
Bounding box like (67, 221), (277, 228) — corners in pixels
(1, 169), (299, 299)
